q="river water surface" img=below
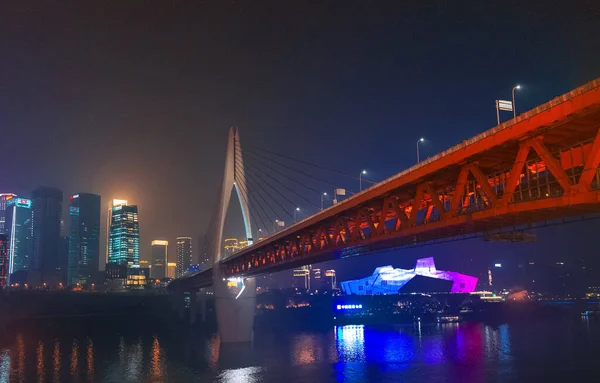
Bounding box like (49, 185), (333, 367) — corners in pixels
(0, 317), (598, 382)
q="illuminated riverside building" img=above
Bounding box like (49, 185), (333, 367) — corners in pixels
(0, 193), (17, 235)
(5, 198), (33, 281)
(0, 235), (9, 287)
(68, 193), (101, 285)
(224, 238), (239, 257)
(105, 199), (128, 264)
(151, 240), (168, 279)
(293, 265), (311, 289)
(325, 269), (337, 290)
(166, 262), (176, 279)
(340, 257), (478, 295)
(176, 237), (192, 277)
(31, 187), (63, 285)
(107, 202), (139, 267)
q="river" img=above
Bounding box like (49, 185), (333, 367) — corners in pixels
(0, 316), (598, 382)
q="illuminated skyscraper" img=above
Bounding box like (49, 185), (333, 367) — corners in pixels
(166, 262), (176, 279)
(311, 268), (322, 290)
(107, 203), (139, 267)
(105, 199), (128, 265)
(293, 265), (311, 289)
(31, 187), (63, 285)
(5, 198), (33, 281)
(325, 269), (337, 290)
(224, 238), (239, 257)
(176, 236), (192, 277)
(0, 194), (17, 235)
(151, 240), (168, 279)
(68, 193), (101, 286)
(0, 235), (9, 288)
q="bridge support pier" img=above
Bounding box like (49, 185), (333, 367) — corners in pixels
(213, 269), (256, 343)
(189, 291), (198, 325)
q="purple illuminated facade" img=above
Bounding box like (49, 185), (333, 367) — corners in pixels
(340, 257), (478, 295)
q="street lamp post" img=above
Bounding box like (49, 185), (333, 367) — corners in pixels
(274, 219), (279, 232)
(512, 85), (521, 118)
(416, 138), (425, 163)
(359, 170), (367, 191)
(294, 207), (300, 223)
(321, 192), (327, 210)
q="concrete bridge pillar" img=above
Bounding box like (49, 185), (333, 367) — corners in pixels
(189, 291), (198, 325)
(213, 267), (256, 343)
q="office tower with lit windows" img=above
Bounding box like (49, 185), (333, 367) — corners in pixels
(68, 193), (101, 286)
(176, 236), (192, 277)
(105, 199), (128, 265)
(224, 238), (239, 257)
(107, 203), (139, 267)
(5, 198), (33, 282)
(311, 268), (322, 290)
(151, 240), (168, 279)
(0, 235), (9, 288)
(199, 235), (211, 269)
(167, 262), (176, 279)
(31, 187), (63, 285)
(325, 269), (337, 290)
(293, 265), (311, 289)
(0, 194), (17, 235)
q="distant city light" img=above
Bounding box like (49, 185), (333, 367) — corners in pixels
(336, 304), (363, 310)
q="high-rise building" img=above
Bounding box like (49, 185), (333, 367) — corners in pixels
(224, 238), (239, 257)
(68, 193), (101, 286)
(0, 234), (9, 288)
(176, 236), (192, 278)
(31, 187), (63, 285)
(311, 268), (322, 290)
(293, 265), (311, 289)
(0, 194), (17, 235)
(325, 269), (337, 290)
(151, 240), (168, 279)
(199, 235), (211, 269)
(166, 262), (176, 279)
(5, 197), (33, 282)
(107, 203), (139, 267)
(106, 199), (128, 265)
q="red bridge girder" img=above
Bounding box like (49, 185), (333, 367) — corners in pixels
(219, 78), (600, 279)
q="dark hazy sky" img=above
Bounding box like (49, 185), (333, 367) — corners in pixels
(1, 1), (599, 271)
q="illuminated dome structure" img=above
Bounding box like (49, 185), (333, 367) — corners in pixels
(340, 257), (477, 295)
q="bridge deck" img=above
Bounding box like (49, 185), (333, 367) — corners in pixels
(172, 78), (600, 290)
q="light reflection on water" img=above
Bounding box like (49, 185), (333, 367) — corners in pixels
(0, 320), (599, 382)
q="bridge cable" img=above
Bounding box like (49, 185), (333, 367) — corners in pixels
(236, 155), (312, 215)
(244, 148), (358, 194)
(237, 152), (321, 210)
(234, 161), (294, 223)
(234, 155), (276, 236)
(246, 145), (376, 184)
(243, 149), (341, 197)
(231, 164), (274, 236)
(234, 161), (294, 221)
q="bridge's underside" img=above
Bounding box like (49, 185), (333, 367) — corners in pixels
(171, 78), (600, 292)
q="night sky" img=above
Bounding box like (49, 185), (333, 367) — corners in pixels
(1, 2), (599, 276)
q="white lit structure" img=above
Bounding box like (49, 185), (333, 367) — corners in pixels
(341, 257), (478, 295)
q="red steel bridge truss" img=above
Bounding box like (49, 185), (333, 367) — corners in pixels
(176, 78), (600, 289)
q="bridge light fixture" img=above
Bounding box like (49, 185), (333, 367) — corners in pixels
(417, 138), (425, 163)
(321, 192), (328, 210)
(294, 207), (301, 223)
(512, 85), (521, 118)
(359, 170), (368, 191)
